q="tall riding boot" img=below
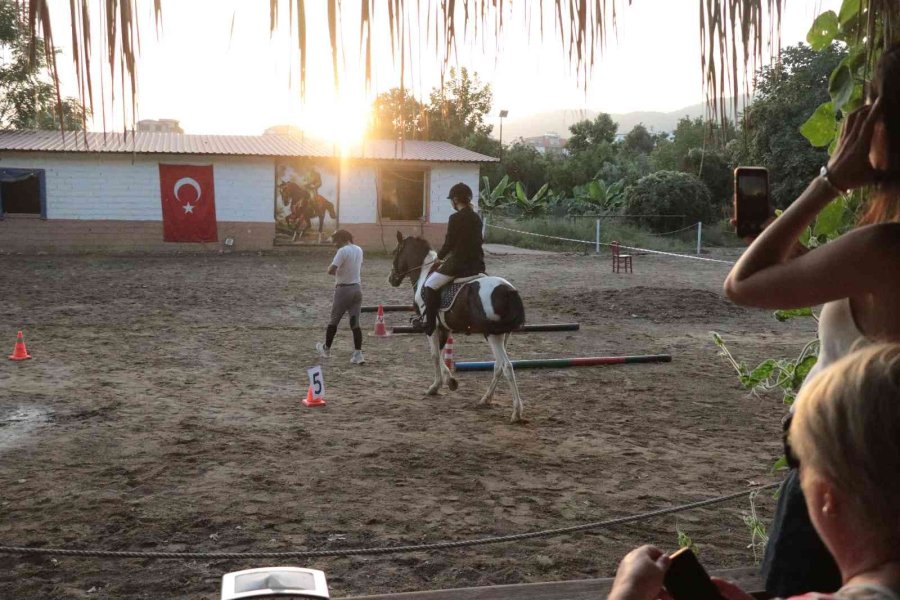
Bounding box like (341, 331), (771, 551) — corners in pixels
(423, 287), (441, 336)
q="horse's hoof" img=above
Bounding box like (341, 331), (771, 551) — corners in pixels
(426, 386), (440, 396)
(510, 415), (527, 424)
(477, 397), (492, 406)
(448, 378), (458, 391)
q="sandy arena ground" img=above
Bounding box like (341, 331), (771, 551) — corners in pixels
(0, 247), (814, 599)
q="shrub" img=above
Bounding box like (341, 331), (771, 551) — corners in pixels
(624, 170), (715, 232)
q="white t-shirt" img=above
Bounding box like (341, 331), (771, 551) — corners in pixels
(331, 243), (363, 285)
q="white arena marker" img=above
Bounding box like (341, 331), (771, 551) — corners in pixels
(304, 366), (326, 407)
(220, 566), (329, 599)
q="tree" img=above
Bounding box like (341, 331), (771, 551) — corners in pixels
(368, 88), (426, 140)
(566, 113), (617, 153)
(623, 123), (654, 155)
(426, 67), (498, 155)
(0, 0), (85, 130)
(738, 43), (846, 208)
(624, 170), (715, 232)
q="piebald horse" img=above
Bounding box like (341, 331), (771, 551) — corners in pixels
(389, 231), (527, 422)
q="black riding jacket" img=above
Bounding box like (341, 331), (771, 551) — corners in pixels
(437, 204), (486, 277)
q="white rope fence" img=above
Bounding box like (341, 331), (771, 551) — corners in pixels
(486, 223), (736, 265)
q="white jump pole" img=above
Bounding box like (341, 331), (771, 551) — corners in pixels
(595, 219), (601, 254)
(696, 221), (702, 255)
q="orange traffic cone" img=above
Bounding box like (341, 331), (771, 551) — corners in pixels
(303, 384), (326, 407)
(443, 335), (455, 370)
(9, 331), (32, 361)
(372, 304), (391, 337)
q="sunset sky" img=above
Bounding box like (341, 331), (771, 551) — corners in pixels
(44, 0), (840, 141)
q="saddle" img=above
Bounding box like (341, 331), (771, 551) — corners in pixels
(440, 274), (486, 311)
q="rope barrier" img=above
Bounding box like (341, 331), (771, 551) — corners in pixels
(0, 482), (779, 560)
(486, 224), (736, 265)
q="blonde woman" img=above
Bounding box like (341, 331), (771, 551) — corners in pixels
(723, 44), (900, 596)
(608, 344), (900, 600)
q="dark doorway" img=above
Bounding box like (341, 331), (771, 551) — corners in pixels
(2, 175), (40, 214)
(0, 169), (46, 217)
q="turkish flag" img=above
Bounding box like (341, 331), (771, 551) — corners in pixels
(159, 164), (218, 243)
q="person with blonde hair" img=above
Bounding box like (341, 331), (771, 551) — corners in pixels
(607, 343), (900, 600)
(724, 43), (900, 596)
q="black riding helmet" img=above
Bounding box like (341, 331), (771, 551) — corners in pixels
(447, 182), (473, 203)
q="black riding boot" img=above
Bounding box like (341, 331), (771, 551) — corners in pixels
(423, 287), (441, 336)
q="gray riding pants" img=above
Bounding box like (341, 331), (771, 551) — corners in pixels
(329, 283), (362, 327)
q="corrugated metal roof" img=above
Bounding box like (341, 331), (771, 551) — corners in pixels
(0, 130), (498, 162)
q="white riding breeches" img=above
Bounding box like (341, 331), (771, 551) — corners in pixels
(424, 271), (453, 290)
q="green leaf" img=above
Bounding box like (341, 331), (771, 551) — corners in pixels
(800, 102), (837, 148)
(838, 0), (860, 25)
(829, 63), (854, 112)
(813, 198), (847, 237)
(772, 455), (789, 473)
(792, 355), (819, 390)
(515, 181), (526, 203)
(807, 11), (840, 51)
(773, 307), (814, 322)
(742, 359), (777, 389)
(798, 226), (812, 248)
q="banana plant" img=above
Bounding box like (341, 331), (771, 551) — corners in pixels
(514, 181), (550, 217)
(479, 175), (513, 212)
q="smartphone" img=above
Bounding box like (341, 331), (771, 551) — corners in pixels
(663, 547), (724, 600)
(734, 166), (771, 238)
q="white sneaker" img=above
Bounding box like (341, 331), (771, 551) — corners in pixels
(316, 342), (331, 358)
(350, 350), (365, 365)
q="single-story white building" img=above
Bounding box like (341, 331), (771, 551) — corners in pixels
(0, 131), (497, 252)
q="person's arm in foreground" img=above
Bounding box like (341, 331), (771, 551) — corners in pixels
(724, 100), (899, 309)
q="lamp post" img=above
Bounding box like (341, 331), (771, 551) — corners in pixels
(498, 109), (508, 159)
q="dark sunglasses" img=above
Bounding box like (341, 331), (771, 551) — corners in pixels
(782, 414), (800, 470)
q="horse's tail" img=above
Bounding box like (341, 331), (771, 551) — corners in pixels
(485, 285), (525, 335)
(324, 198), (336, 219)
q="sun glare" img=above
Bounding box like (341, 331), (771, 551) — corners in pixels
(297, 92), (372, 153)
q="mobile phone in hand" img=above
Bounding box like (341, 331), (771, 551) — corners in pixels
(734, 167), (772, 238)
(663, 547), (725, 600)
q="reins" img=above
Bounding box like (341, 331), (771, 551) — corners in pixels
(394, 259), (438, 279)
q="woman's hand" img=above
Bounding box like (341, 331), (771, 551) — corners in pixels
(608, 545), (671, 600)
(827, 98), (883, 192)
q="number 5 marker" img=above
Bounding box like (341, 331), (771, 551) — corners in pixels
(304, 366), (327, 407)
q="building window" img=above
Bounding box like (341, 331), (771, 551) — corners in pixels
(0, 169), (45, 217)
(380, 168), (426, 221)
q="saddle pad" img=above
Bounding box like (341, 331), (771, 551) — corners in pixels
(440, 282), (467, 310)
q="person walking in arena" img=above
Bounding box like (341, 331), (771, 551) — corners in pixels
(421, 182), (486, 336)
(317, 229), (365, 364)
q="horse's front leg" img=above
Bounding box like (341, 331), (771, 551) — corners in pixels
(438, 329), (458, 392)
(425, 332), (443, 396)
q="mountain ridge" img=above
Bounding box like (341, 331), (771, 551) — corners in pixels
(496, 98), (747, 141)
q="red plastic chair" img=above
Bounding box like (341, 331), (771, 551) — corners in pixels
(611, 240), (633, 273)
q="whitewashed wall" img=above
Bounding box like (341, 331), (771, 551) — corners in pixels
(0, 153), (274, 222)
(428, 164), (480, 223)
(338, 162), (480, 224)
(338, 165), (378, 224)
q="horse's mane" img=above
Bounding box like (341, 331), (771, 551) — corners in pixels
(405, 236), (432, 253)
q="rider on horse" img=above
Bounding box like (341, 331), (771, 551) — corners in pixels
(421, 182), (485, 336)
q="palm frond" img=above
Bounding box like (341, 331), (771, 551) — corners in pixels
(23, 1), (899, 134)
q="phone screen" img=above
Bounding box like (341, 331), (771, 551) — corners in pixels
(734, 168), (770, 238)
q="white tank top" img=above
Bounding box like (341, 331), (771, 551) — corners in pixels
(794, 298), (868, 411)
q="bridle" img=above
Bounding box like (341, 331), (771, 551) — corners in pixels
(391, 239), (438, 283)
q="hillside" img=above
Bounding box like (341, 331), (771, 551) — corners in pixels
(499, 98), (747, 141)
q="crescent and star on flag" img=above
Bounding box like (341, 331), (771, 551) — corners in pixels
(173, 177), (202, 214)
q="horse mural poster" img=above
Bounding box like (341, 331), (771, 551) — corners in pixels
(275, 161), (338, 244)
